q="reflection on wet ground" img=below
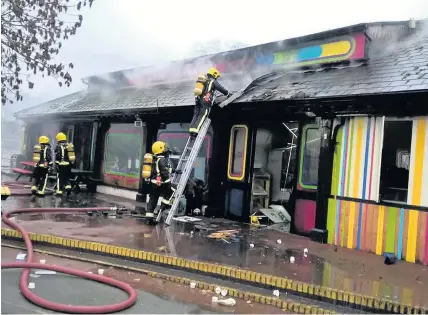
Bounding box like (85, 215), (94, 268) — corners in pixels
(2, 193), (428, 308)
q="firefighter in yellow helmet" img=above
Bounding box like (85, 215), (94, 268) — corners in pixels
(145, 140), (180, 223)
(31, 135), (53, 196)
(54, 132), (75, 196)
(189, 67), (232, 137)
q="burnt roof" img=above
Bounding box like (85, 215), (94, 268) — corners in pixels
(15, 22), (428, 120)
(236, 31), (428, 102)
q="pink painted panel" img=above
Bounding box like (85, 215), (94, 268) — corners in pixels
(294, 199), (316, 234)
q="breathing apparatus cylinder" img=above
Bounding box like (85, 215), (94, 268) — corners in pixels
(67, 143), (76, 163)
(33, 145), (41, 164)
(194, 74), (208, 96)
(142, 153), (154, 180)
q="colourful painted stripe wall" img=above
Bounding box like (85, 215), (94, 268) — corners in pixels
(327, 199), (428, 265)
(408, 117), (428, 207)
(331, 117), (384, 201)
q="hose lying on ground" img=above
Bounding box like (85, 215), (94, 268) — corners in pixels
(1, 181), (55, 196)
(1, 206), (137, 313)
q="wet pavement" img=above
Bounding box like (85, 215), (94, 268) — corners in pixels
(2, 247), (285, 314)
(2, 191), (428, 308)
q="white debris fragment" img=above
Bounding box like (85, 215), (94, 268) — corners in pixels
(290, 256), (295, 264)
(250, 243), (254, 248)
(215, 287), (222, 294)
(217, 298), (236, 306)
(40, 259), (46, 264)
(277, 239), (282, 244)
(273, 290), (280, 297)
(212, 296), (219, 303)
(98, 269), (104, 275)
(247, 300), (251, 304)
(220, 289), (228, 297)
(28, 282), (35, 289)
(16, 253), (27, 261)
(304, 248), (308, 254)
(190, 282), (196, 289)
(88, 272), (93, 274)
(29, 274), (40, 278)
(35, 270), (56, 275)
(304, 253), (308, 258)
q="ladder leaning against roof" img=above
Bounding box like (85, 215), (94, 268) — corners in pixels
(155, 118), (211, 225)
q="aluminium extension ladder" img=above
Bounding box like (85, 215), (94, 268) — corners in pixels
(155, 117), (211, 225)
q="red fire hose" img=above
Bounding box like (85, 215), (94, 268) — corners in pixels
(1, 206), (137, 313)
(1, 181), (55, 196)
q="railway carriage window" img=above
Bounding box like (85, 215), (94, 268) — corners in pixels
(228, 125), (248, 181)
(379, 121), (412, 203)
(299, 127), (321, 189)
(103, 123), (144, 189)
(158, 123), (212, 182)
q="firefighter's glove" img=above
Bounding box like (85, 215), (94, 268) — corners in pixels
(227, 93), (233, 98)
(173, 169), (183, 175)
(156, 176), (161, 186)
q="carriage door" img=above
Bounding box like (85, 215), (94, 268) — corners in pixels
(224, 124), (252, 221)
(292, 123), (321, 234)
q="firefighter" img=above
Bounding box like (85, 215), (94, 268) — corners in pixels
(189, 67), (232, 137)
(145, 141), (178, 222)
(31, 136), (53, 196)
(54, 132), (75, 196)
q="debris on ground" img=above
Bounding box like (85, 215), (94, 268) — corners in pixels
(157, 245), (168, 252)
(16, 253), (27, 261)
(384, 252), (397, 265)
(290, 256), (295, 263)
(207, 230), (241, 243)
(216, 298), (236, 306)
(273, 290), (279, 297)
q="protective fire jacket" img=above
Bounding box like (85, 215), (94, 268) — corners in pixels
(209, 78), (229, 96)
(150, 155), (173, 185)
(36, 144), (53, 168)
(55, 141), (71, 165)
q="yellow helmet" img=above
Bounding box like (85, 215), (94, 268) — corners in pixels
(152, 141), (167, 155)
(207, 67), (220, 79)
(56, 132), (67, 142)
(39, 135), (49, 144)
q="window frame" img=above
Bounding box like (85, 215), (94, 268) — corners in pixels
(298, 125), (321, 190)
(103, 128), (144, 179)
(157, 131), (212, 159)
(227, 125), (248, 181)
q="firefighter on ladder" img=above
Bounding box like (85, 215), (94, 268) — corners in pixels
(143, 141), (181, 223)
(54, 132), (76, 196)
(31, 135), (53, 197)
(189, 67), (232, 137)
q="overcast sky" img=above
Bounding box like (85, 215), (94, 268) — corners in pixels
(2, 0), (428, 118)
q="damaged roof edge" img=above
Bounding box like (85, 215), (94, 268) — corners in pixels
(82, 23), (370, 82)
(82, 19), (427, 82)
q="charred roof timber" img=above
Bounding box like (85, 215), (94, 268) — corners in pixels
(14, 19), (428, 120)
